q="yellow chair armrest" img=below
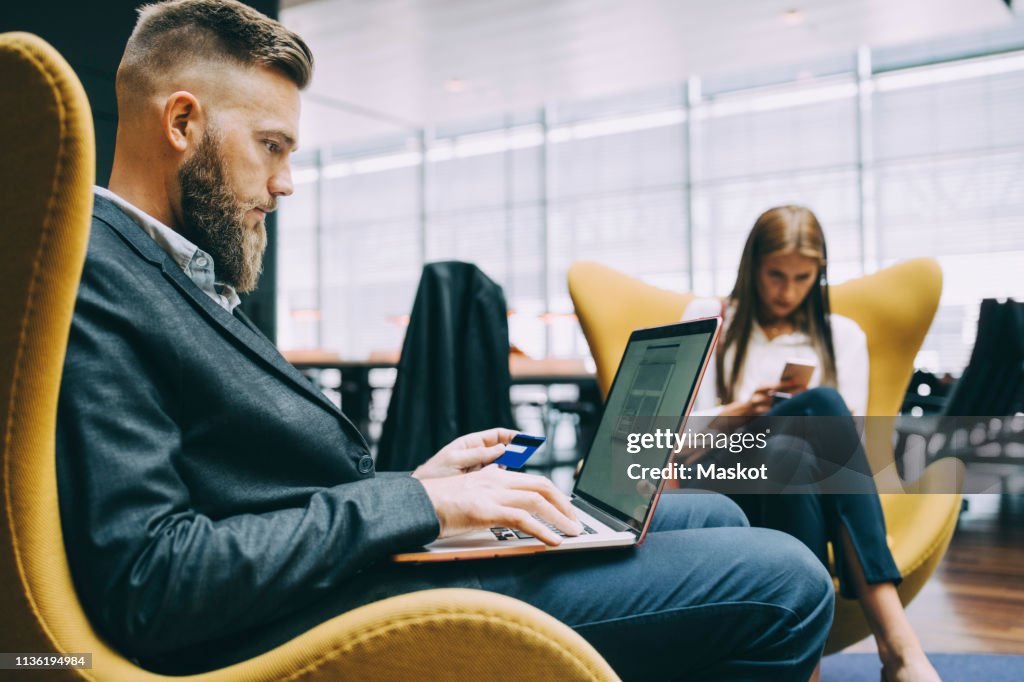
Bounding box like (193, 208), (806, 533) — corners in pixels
(881, 457), (964, 577)
(191, 588), (619, 682)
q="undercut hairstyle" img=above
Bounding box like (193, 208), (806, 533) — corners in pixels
(117, 0), (313, 107)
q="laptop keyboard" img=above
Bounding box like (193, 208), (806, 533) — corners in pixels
(490, 515), (597, 541)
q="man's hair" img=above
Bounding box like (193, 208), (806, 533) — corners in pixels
(117, 0), (313, 105)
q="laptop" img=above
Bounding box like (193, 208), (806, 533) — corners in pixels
(392, 317), (721, 562)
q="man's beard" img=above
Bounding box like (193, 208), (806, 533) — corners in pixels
(178, 129), (269, 293)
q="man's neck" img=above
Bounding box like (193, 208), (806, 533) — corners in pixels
(107, 173), (177, 232)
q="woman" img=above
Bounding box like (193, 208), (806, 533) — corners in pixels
(684, 205), (938, 682)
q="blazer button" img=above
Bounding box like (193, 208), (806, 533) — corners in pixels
(357, 454), (374, 474)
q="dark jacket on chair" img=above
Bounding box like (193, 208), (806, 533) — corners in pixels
(375, 261), (517, 471)
(56, 195), (454, 673)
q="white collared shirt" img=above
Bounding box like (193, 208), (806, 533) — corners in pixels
(683, 297), (869, 416)
(94, 186), (241, 313)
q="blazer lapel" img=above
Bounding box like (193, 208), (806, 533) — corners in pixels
(92, 198), (359, 428)
(160, 264), (346, 416)
(232, 307), (264, 336)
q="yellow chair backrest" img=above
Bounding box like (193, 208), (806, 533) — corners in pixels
(0, 30), (103, 666)
(830, 259), (941, 417)
(569, 264), (694, 399)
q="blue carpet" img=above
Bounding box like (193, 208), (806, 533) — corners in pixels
(822, 653), (1024, 681)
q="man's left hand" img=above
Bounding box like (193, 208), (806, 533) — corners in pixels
(412, 427), (517, 480)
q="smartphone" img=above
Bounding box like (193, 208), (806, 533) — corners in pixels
(495, 433), (546, 469)
(780, 359), (817, 391)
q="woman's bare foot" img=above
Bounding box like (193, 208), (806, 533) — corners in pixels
(878, 640), (940, 681)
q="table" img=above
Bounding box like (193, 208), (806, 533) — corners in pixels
(282, 350), (600, 451)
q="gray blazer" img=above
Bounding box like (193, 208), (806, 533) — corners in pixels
(57, 195), (442, 668)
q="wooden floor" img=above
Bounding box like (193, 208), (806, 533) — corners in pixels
(846, 492), (1024, 655)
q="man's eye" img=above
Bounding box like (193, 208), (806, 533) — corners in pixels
(264, 140), (280, 153)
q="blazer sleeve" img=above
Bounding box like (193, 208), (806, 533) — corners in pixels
(57, 245), (440, 659)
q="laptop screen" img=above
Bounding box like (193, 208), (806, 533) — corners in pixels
(573, 319), (717, 532)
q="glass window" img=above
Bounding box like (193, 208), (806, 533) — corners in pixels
(277, 15), (1024, 378)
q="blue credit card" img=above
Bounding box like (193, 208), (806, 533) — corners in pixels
(495, 434), (546, 468)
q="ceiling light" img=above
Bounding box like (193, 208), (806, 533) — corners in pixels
(782, 9), (804, 26)
(444, 78), (466, 93)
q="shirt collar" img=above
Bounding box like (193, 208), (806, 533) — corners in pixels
(94, 186), (241, 312)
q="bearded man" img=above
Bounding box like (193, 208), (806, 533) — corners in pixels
(57, 1), (834, 678)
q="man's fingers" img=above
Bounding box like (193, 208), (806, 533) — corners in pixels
(492, 470), (577, 520)
(501, 490), (582, 537)
(470, 427), (518, 446)
(497, 507), (562, 546)
(452, 443), (506, 469)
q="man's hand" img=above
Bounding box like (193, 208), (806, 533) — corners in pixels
(412, 427), (517, 480)
(418, 466), (583, 546)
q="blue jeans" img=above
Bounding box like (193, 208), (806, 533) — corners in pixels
(163, 494), (834, 680)
(476, 493), (834, 681)
(732, 387), (902, 599)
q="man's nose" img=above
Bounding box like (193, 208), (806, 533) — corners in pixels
(269, 165), (294, 198)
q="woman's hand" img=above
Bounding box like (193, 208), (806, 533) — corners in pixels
(719, 384), (781, 417)
(412, 427), (517, 480)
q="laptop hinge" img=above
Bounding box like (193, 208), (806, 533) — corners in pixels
(573, 497), (637, 536)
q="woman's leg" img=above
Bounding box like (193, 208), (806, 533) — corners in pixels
(762, 388), (938, 680)
(838, 524), (939, 681)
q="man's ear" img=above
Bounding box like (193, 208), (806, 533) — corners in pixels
(162, 91), (203, 153)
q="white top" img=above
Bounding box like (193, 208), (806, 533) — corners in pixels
(683, 297), (869, 416)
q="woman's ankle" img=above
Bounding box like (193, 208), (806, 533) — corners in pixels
(877, 636), (940, 681)
(876, 630), (925, 668)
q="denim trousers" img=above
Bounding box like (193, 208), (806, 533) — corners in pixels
(730, 387), (903, 599)
(164, 493), (835, 680)
(475, 493), (834, 681)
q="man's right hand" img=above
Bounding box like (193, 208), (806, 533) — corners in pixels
(417, 466), (583, 546)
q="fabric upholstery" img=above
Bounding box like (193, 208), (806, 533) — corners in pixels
(0, 32), (618, 681)
(830, 259), (940, 417)
(1, 30), (98, 669)
(568, 258), (963, 654)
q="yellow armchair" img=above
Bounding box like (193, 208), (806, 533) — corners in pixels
(0, 32), (618, 681)
(568, 259), (963, 654)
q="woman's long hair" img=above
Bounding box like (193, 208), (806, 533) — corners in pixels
(716, 205), (837, 404)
